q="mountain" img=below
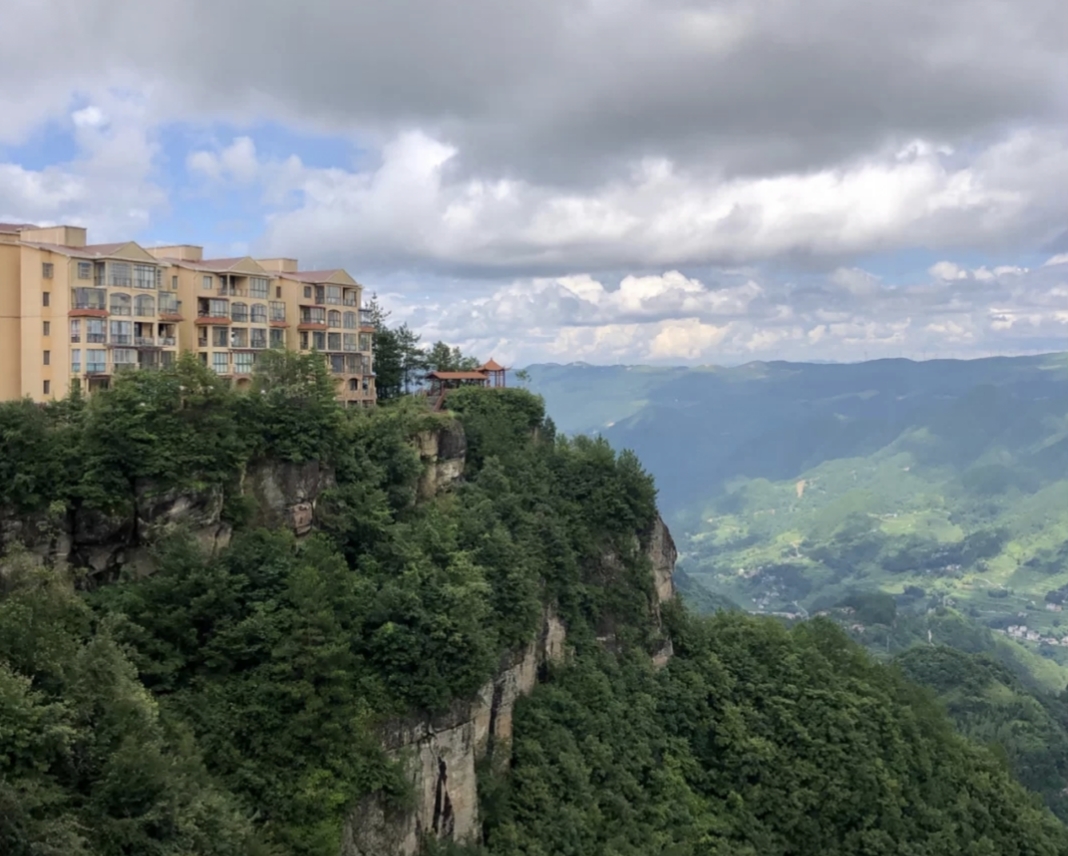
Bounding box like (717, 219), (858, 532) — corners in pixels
(523, 353), (1068, 686)
(4, 353), (1068, 854)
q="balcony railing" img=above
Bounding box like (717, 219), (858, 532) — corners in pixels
(111, 334), (132, 345)
(231, 311), (249, 323)
(86, 364), (107, 374)
(70, 335), (81, 343)
(159, 300), (182, 314)
(135, 336), (155, 346)
(359, 309), (374, 325)
(72, 300), (107, 311)
(114, 363), (137, 373)
(160, 336), (177, 346)
(110, 307), (131, 316)
(87, 333), (107, 344)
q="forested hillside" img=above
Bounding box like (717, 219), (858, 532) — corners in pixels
(3, 352), (1067, 855)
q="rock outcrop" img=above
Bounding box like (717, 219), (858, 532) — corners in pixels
(414, 420), (467, 500)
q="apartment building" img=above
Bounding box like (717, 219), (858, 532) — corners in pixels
(0, 224), (375, 406)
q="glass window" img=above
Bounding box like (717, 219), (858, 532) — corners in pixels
(203, 275), (214, 290)
(110, 320), (132, 345)
(134, 294), (155, 316)
(299, 331), (308, 350)
(43, 350), (50, 366)
(133, 264), (156, 289)
(42, 292), (50, 307)
(303, 286), (312, 298)
(359, 333), (372, 351)
(230, 328), (248, 348)
(112, 348), (137, 365)
(330, 354), (345, 373)
(234, 352), (254, 373)
(343, 333), (358, 352)
(109, 262), (131, 287)
(43, 380), (50, 396)
(70, 319), (81, 343)
(345, 354), (361, 373)
(43, 321), (50, 336)
(328, 310), (341, 328)
(212, 327), (229, 348)
(159, 292), (179, 314)
(231, 302), (249, 322)
(251, 303), (267, 323)
(87, 349), (106, 373)
(109, 292), (131, 315)
(209, 299), (228, 317)
(42, 262), (54, 279)
(325, 285), (342, 304)
(343, 311), (356, 329)
(343, 289), (358, 306)
(312, 331), (325, 350)
(250, 277), (269, 298)
(71, 349), (82, 373)
(171, 275), (178, 290)
(72, 287), (106, 310)
(270, 328), (285, 348)
(86, 319), (106, 343)
(269, 301), (286, 321)
(300, 307), (325, 324)
(327, 332), (342, 351)
(77, 261), (92, 279)
(251, 328), (267, 349)
(212, 352), (229, 374)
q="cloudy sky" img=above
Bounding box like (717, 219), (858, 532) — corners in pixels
(3, 0), (1068, 365)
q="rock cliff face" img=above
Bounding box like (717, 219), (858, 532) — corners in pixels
(414, 420), (467, 500)
(341, 515), (679, 856)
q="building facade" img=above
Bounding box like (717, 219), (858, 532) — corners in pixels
(0, 224), (375, 406)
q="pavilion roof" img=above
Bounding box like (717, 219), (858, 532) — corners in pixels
(479, 358), (506, 371)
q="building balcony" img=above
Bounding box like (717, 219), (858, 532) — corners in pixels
(135, 336), (157, 347)
(69, 307), (108, 318)
(110, 334), (132, 345)
(160, 336), (177, 347)
(87, 333), (107, 344)
(114, 363), (137, 373)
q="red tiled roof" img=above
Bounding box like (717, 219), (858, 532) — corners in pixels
(428, 371), (489, 380)
(0, 222), (37, 233)
(479, 358), (506, 371)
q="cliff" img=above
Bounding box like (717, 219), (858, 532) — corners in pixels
(342, 513), (678, 856)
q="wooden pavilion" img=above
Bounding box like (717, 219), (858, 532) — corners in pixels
(425, 358), (509, 410)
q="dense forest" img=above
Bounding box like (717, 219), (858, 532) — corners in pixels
(3, 352), (1068, 854)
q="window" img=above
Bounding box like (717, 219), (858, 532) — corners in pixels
(343, 289), (358, 306)
(250, 328), (267, 349)
(327, 332), (342, 351)
(86, 319), (106, 343)
(71, 349), (82, 373)
(269, 328), (285, 348)
(269, 301), (286, 322)
(71, 287), (106, 310)
(43, 350), (50, 366)
(43, 380), (50, 395)
(303, 286), (312, 299)
(330, 354), (345, 373)
(212, 327), (229, 348)
(275, 286), (282, 298)
(300, 332), (309, 350)
(359, 333), (372, 351)
(70, 320), (81, 343)
(110, 320), (132, 345)
(203, 275), (214, 291)
(109, 292), (131, 315)
(133, 264), (156, 289)
(93, 262), (105, 285)
(345, 354), (362, 373)
(312, 331), (326, 350)
(43, 321), (50, 336)
(42, 292), (50, 307)
(344, 333), (358, 352)
(325, 285), (342, 305)
(134, 294), (155, 316)
(230, 328), (248, 348)
(231, 302), (249, 323)
(109, 262), (131, 287)
(87, 349), (106, 373)
(77, 261), (92, 279)
(327, 310), (341, 328)
(234, 352), (254, 373)
(171, 275), (178, 290)
(209, 299), (228, 317)
(161, 351), (176, 368)
(349, 378), (359, 391)
(159, 292), (179, 314)
(212, 352), (229, 374)
(300, 306), (325, 325)
(251, 303), (267, 323)
(314, 286), (325, 304)
(42, 262), (54, 279)
(250, 277), (269, 298)
(343, 311), (356, 329)
(112, 348), (137, 367)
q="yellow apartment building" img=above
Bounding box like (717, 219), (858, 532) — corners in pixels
(0, 224), (375, 406)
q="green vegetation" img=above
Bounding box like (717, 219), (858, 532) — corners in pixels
(4, 351), (1068, 854)
(470, 613), (1068, 855)
(0, 355), (661, 854)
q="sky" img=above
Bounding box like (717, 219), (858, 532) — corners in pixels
(2, 0), (1068, 366)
